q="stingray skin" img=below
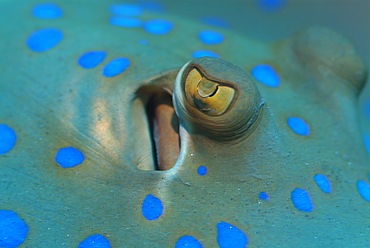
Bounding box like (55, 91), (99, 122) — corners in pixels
(0, 1), (369, 247)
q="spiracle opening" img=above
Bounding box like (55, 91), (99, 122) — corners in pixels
(132, 84), (180, 171)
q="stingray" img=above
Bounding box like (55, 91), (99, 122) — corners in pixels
(0, 1), (369, 247)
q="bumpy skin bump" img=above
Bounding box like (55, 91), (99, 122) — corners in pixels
(0, 1), (370, 247)
(292, 27), (367, 94)
(173, 57), (264, 142)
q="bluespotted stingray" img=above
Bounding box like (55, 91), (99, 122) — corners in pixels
(0, 1), (369, 247)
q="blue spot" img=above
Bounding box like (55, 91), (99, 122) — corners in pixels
(0, 124), (16, 155)
(192, 50), (220, 58)
(175, 236), (203, 248)
(32, 3), (62, 19)
(257, 0), (286, 11)
(357, 180), (370, 202)
(78, 234), (112, 248)
(198, 30), (224, 45)
(109, 4), (142, 16)
(142, 194), (164, 221)
(217, 222), (248, 248)
(109, 17), (142, 28)
(78, 51), (107, 69)
(251, 64), (280, 87)
(200, 17), (230, 28)
(102, 58), (131, 77)
(287, 117), (310, 136)
(363, 133), (370, 154)
(291, 188), (314, 212)
(259, 192), (270, 200)
(26, 28), (63, 52)
(144, 19), (173, 35)
(55, 147), (85, 168)
(314, 174), (332, 193)
(364, 99), (370, 119)
(139, 0), (165, 12)
(139, 40), (149, 45)
(197, 166), (207, 176)
(0, 210), (28, 248)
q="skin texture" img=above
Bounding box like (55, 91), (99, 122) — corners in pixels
(0, 1), (369, 247)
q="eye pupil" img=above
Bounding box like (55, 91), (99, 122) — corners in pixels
(197, 79), (218, 97)
(184, 68), (236, 116)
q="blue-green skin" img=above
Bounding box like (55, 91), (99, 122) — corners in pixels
(0, 1), (369, 247)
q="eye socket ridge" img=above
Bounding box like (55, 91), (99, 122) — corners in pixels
(173, 57), (265, 142)
(182, 64), (239, 89)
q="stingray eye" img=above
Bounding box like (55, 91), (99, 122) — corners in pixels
(173, 57), (265, 142)
(184, 68), (235, 116)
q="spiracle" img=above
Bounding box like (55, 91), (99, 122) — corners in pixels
(173, 57), (265, 142)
